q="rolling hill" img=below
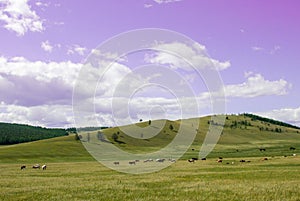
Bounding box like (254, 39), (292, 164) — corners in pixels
(0, 113), (299, 163)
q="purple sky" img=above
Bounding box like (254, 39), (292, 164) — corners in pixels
(0, 0), (300, 127)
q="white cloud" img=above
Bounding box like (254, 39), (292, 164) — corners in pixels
(0, 0), (44, 36)
(0, 102), (74, 128)
(251, 46), (264, 51)
(270, 45), (280, 54)
(0, 56), (81, 106)
(67, 44), (87, 56)
(144, 4), (153, 8)
(146, 42), (230, 71)
(35, 1), (49, 7)
(258, 107), (300, 127)
(224, 73), (291, 98)
(152, 0), (183, 4)
(41, 40), (53, 52)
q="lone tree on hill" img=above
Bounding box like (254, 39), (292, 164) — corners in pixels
(112, 133), (118, 142)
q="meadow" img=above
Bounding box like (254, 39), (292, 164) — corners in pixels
(1, 157), (300, 201)
(1, 114), (300, 200)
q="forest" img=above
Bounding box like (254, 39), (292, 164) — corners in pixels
(0, 122), (68, 145)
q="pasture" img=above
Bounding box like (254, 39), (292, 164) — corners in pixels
(1, 157), (300, 201)
(1, 114), (300, 200)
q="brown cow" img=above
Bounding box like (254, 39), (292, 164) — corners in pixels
(32, 164), (40, 169)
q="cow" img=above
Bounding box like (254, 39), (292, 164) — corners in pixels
(156, 159), (165, 163)
(240, 160), (246, 163)
(113, 162), (119, 165)
(293, 154), (297, 157)
(290, 147), (296, 151)
(218, 157), (223, 159)
(144, 159), (153, 162)
(201, 158), (206, 161)
(191, 157), (198, 161)
(20, 165), (26, 170)
(32, 164), (40, 169)
(262, 157), (268, 161)
(217, 159), (223, 163)
(188, 159), (195, 163)
(259, 148), (266, 152)
(129, 161), (136, 165)
(42, 165), (47, 170)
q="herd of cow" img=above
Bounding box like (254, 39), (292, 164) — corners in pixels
(19, 147), (297, 169)
(113, 158), (177, 165)
(20, 164), (46, 170)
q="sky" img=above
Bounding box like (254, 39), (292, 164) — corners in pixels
(0, 0), (299, 128)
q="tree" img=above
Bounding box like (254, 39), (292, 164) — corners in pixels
(169, 124), (174, 131)
(112, 133), (118, 142)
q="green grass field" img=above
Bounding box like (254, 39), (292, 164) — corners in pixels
(1, 114), (300, 200)
(1, 158), (300, 201)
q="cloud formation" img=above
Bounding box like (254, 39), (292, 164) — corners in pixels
(224, 73), (290, 98)
(67, 44), (87, 56)
(146, 42), (230, 71)
(0, 0), (44, 36)
(41, 40), (53, 52)
(0, 56), (81, 106)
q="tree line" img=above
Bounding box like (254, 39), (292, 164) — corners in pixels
(0, 122), (69, 145)
(243, 113), (300, 129)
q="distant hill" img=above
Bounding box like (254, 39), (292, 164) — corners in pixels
(1, 113), (299, 163)
(0, 122), (68, 145)
(86, 113), (300, 158)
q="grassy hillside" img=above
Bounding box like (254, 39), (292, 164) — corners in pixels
(81, 114), (300, 159)
(1, 114), (299, 163)
(0, 135), (93, 163)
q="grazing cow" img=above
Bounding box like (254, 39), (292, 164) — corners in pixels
(191, 157), (198, 161)
(247, 161), (251, 163)
(113, 162), (119, 165)
(293, 154), (297, 157)
(21, 165), (26, 170)
(262, 157), (268, 161)
(191, 148), (195, 151)
(217, 159), (223, 163)
(240, 160), (246, 163)
(290, 147), (296, 151)
(218, 157), (223, 159)
(201, 158), (206, 161)
(144, 159), (153, 162)
(128, 161), (135, 165)
(156, 159), (165, 163)
(188, 159), (195, 163)
(32, 164), (40, 169)
(135, 160), (140, 162)
(129, 161), (136, 165)
(259, 148), (266, 152)
(42, 165), (47, 170)
(169, 159), (176, 163)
